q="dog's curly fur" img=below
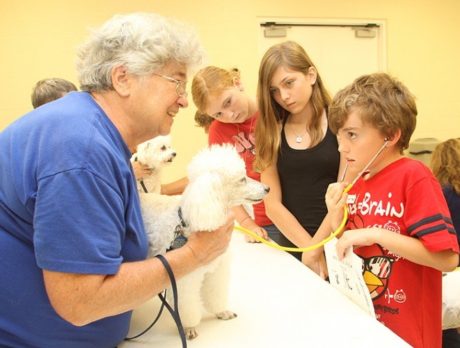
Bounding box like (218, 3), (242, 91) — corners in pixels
(132, 135), (176, 193)
(139, 144), (269, 339)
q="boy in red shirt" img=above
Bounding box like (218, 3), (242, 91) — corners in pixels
(326, 73), (459, 347)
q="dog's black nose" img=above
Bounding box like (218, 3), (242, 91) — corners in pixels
(172, 152), (177, 157)
(264, 186), (270, 193)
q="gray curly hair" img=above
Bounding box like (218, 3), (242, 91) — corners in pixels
(76, 13), (204, 92)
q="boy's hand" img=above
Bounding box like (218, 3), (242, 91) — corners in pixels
(325, 182), (348, 231)
(335, 228), (377, 260)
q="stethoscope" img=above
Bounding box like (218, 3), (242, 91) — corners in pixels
(341, 138), (389, 189)
(235, 138), (390, 252)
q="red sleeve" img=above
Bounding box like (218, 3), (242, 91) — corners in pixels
(404, 175), (459, 253)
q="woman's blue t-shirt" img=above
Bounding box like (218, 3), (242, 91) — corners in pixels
(0, 92), (148, 347)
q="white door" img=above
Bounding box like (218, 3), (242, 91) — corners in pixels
(258, 18), (387, 95)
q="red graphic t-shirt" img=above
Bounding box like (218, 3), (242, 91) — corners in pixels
(208, 112), (271, 226)
(346, 157), (459, 348)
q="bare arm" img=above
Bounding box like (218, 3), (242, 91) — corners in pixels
(232, 204), (268, 242)
(308, 156), (352, 251)
(336, 227), (459, 272)
(262, 166), (331, 275)
(301, 154), (351, 276)
(43, 216), (234, 326)
(161, 176), (189, 195)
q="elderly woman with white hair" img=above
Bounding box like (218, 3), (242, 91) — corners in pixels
(0, 13), (234, 347)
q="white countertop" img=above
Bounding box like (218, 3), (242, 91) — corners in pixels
(120, 232), (409, 348)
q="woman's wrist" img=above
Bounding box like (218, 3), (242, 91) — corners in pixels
(238, 216), (253, 228)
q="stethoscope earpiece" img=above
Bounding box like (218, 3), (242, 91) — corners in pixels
(348, 138), (389, 187)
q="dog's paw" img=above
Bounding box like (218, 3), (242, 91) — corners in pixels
(216, 310), (237, 320)
(185, 327), (198, 340)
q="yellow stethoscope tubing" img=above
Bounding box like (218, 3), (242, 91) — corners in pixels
(235, 184), (352, 253)
(236, 141), (391, 252)
(235, 175), (359, 253)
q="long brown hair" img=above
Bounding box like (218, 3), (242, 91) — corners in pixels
(255, 41), (331, 172)
(431, 138), (460, 194)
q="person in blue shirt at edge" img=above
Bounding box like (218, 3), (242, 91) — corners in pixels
(0, 12), (233, 348)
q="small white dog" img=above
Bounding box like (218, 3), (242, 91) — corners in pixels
(132, 135), (176, 193)
(139, 144), (269, 339)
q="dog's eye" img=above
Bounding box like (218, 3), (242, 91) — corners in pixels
(239, 178), (247, 183)
(161, 145), (167, 150)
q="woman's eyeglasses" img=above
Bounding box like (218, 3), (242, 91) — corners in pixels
(153, 73), (187, 97)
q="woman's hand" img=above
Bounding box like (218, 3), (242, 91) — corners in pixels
(186, 213), (235, 265)
(132, 162), (153, 180)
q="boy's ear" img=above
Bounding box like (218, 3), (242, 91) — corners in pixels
(385, 129), (402, 146)
(111, 65), (131, 97)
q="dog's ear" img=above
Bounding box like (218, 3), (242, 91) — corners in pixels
(181, 172), (227, 231)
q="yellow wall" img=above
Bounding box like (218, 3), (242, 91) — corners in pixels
(1, 0), (459, 180)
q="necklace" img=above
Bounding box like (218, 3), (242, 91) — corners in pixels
(287, 120), (308, 143)
(295, 132), (307, 143)
(293, 127), (308, 143)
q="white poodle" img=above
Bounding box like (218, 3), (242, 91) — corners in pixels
(139, 144), (269, 339)
(132, 135), (176, 193)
